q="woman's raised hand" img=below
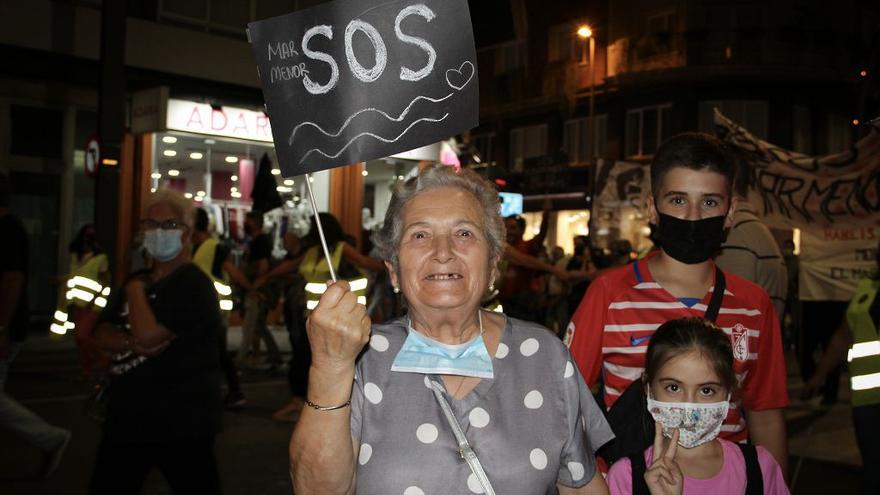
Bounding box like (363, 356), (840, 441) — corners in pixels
(644, 423), (684, 495)
(307, 280), (372, 371)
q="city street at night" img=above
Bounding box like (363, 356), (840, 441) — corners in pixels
(1, 0), (878, 494)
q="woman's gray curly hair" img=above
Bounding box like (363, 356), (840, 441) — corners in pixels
(373, 165), (506, 272)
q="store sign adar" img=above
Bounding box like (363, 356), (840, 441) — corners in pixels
(166, 99), (274, 143)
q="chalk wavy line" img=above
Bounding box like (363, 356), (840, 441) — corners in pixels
(289, 93), (454, 146)
(299, 113), (450, 164)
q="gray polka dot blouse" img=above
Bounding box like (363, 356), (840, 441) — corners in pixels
(349, 316), (615, 494)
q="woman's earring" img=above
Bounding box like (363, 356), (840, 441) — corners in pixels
(488, 283), (495, 292)
(393, 286), (400, 294)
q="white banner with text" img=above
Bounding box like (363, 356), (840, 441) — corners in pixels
(799, 226), (878, 301)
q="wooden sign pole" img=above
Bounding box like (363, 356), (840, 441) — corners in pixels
(304, 172), (338, 283)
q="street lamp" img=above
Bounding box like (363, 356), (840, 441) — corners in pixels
(576, 24), (596, 165)
(577, 25), (592, 41)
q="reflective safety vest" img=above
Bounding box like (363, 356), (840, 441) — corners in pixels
(299, 243), (367, 313)
(482, 300), (505, 314)
(193, 238), (234, 312)
(481, 284), (505, 314)
(51, 253), (110, 335)
(846, 277), (880, 407)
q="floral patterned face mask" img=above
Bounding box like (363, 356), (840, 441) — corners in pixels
(646, 387), (730, 449)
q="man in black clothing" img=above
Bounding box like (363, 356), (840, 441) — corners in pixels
(800, 301), (847, 404)
(0, 173), (71, 477)
(237, 210), (282, 368)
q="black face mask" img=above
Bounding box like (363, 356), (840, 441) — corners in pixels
(650, 213), (727, 264)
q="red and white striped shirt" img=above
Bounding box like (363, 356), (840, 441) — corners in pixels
(565, 253), (789, 443)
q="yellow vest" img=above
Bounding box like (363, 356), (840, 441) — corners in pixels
(193, 238), (234, 313)
(51, 253), (110, 335)
(846, 277), (880, 407)
(299, 242), (368, 314)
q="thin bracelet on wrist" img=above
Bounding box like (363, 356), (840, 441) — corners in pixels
(305, 397), (351, 411)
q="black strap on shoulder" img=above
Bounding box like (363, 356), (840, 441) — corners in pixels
(736, 443), (764, 495)
(705, 266), (726, 323)
(630, 453), (651, 495)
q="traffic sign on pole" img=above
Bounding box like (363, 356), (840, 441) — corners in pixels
(85, 134), (100, 178)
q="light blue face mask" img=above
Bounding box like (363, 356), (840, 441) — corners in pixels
(143, 229), (184, 262)
(391, 311), (494, 379)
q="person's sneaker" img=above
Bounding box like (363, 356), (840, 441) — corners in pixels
(224, 391), (246, 409)
(41, 429), (71, 478)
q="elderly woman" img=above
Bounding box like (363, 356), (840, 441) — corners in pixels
(90, 189), (223, 495)
(291, 165), (613, 494)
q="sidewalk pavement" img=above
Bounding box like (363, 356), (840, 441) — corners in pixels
(0, 330), (866, 494)
(22, 325), (293, 355)
(0, 326), (296, 495)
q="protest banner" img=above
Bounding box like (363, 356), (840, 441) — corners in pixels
(591, 160), (652, 251)
(714, 109), (880, 230)
(247, 0), (478, 279)
(594, 160), (649, 210)
(799, 226), (878, 301)
(247, 0), (479, 177)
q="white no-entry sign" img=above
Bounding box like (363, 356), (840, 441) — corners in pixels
(85, 134), (100, 178)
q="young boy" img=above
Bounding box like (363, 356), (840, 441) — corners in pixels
(566, 133), (789, 473)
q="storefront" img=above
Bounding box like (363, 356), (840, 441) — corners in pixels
(129, 90), (328, 250)
(496, 159), (653, 260)
(519, 198), (591, 256)
(130, 88), (433, 253)
(495, 160), (594, 256)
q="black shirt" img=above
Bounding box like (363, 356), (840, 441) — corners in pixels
(0, 213), (29, 341)
(244, 232), (272, 285)
(98, 263), (223, 441)
(247, 233), (271, 264)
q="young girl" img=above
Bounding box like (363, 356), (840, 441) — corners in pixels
(607, 317), (788, 495)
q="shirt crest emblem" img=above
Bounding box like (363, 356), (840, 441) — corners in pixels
(730, 323), (749, 361)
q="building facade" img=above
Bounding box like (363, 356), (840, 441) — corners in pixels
(0, 0), (375, 319)
(2, 0), (877, 318)
(469, 0), (878, 253)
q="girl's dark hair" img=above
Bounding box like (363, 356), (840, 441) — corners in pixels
(306, 212), (346, 247)
(644, 317), (737, 393)
(69, 224), (101, 260)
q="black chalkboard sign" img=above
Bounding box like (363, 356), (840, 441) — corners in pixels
(247, 0), (479, 177)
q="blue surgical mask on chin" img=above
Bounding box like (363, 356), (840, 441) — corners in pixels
(391, 311), (494, 379)
(144, 229), (184, 262)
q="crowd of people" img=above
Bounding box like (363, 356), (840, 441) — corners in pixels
(0, 131), (877, 494)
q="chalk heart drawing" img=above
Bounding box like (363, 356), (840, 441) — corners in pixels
(446, 61), (474, 91)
